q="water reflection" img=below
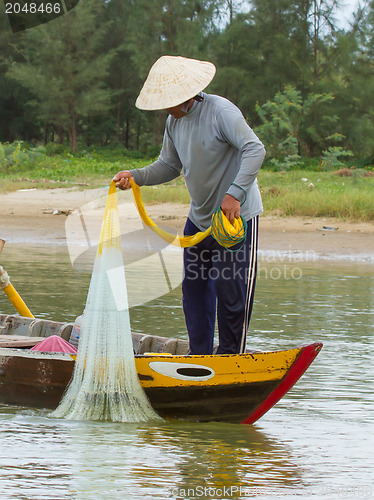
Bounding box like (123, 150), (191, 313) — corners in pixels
(0, 409), (306, 499)
(123, 422), (303, 495)
(0, 244), (373, 498)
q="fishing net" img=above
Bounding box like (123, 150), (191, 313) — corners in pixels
(51, 182), (161, 422)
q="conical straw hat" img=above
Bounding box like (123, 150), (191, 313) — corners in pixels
(136, 56), (216, 111)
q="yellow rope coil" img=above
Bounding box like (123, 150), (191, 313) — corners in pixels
(210, 208), (247, 248)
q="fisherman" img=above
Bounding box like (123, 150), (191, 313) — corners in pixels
(114, 55), (265, 355)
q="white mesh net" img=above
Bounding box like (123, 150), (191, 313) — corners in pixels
(51, 183), (161, 422)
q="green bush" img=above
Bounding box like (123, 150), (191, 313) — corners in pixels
(145, 144), (161, 159)
(321, 146), (353, 169)
(44, 142), (66, 156)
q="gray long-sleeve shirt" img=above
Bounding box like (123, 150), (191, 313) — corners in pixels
(131, 92), (266, 230)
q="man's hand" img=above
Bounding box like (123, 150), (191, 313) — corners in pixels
(113, 170), (134, 190)
(221, 194), (240, 225)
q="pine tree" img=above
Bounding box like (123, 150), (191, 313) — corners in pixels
(123, 0), (221, 146)
(333, 1), (374, 158)
(0, 14), (41, 142)
(7, 0), (115, 152)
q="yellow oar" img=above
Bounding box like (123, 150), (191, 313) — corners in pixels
(0, 240), (34, 318)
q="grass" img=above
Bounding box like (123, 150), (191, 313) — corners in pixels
(0, 142), (148, 193)
(1, 141), (374, 220)
(258, 170), (374, 220)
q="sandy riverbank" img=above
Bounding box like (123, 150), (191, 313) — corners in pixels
(1, 186), (373, 262)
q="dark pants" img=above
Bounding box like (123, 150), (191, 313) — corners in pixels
(182, 216), (258, 355)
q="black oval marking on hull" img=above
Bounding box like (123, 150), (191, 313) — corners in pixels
(176, 367), (213, 377)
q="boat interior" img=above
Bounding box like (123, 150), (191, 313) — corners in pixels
(0, 314), (189, 355)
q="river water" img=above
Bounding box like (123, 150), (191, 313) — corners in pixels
(0, 244), (373, 499)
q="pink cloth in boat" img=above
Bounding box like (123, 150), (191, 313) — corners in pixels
(31, 335), (78, 354)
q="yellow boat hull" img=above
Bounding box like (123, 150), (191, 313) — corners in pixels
(0, 314), (322, 424)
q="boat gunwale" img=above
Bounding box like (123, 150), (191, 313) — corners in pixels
(0, 344), (316, 361)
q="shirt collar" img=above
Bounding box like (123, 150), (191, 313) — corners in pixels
(184, 92), (204, 120)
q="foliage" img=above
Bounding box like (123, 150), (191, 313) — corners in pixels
(321, 146), (354, 169)
(255, 86), (303, 158)
(268, 154), (304, 171)
(0, 141), (46, 172)
(6, 1), (115, 152)
(255, 85), (356, 163)
(0, 0), (373, 163)
(0, 141), (149, 191)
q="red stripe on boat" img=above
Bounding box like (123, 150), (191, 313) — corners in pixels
(241, 342), (323, 425)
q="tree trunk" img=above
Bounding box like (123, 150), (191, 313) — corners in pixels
(136, 120), (140, 150)
(43, 124), (49, 145)
(156, 114), (162, 145)
(114, 100), (121, 145)
(57, 126), (63, 144)
(70, 112), (77, 153)
(125, 116), (129, 149)
(228, 0), (233, 24)
(312, 0), (321, 80)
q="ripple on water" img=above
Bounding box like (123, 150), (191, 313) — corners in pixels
(0, 250), (373, 498)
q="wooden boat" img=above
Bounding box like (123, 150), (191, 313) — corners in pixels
(0, 313), (322, 424)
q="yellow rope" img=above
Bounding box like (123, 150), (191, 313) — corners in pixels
(128, 179), (246, 249)
(98, 181), (121, 255)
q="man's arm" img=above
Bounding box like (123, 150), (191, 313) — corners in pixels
(114, 123), (183, 190)
(218, 106), (266, 219)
